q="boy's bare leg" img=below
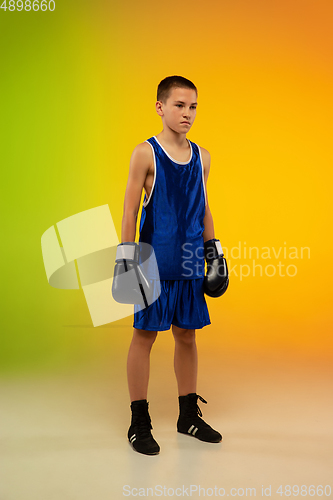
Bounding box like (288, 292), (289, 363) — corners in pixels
(172, 325), (197, 396)
(127, 328), (158, 402)
(172, 325), (222, 442)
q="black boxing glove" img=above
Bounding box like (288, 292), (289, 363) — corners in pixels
(112, 242), (153, 307)
(203, 238), (229, 297)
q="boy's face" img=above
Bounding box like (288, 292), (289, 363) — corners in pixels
(156, 87), (198, 134)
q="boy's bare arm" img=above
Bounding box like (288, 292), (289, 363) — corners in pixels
(201, 147), (216, 242)
(121, 143), (151, 242)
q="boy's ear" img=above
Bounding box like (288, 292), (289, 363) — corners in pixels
(155, 100), (164, 117)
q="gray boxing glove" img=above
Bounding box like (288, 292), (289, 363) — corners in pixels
(112, 242), (153, 307)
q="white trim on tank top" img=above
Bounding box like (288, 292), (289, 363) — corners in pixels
(153, 135), (193, 165)
(143, 140), (157, 208)
(197, 145), (208, 207)
(142, 138), (206, 209)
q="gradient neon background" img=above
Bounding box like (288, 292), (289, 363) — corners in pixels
(1, 1), (333, 495)
(1, 0), (332, 372)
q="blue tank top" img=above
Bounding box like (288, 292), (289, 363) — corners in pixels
(138, 135), (207, 280)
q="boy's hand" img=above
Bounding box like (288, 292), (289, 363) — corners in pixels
(203, 239), (229, 297)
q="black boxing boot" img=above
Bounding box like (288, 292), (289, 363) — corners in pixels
(177, 393), (222, 443)
(128, 399), (160, 455)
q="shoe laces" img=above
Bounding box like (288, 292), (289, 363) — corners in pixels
(183, 394), (207, 418)
(195, 394), (207, 417)
(132, 409), (153, 439)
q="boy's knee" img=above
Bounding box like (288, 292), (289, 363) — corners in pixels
(172, 327), (196, 345)
(133, 328), (158, 348)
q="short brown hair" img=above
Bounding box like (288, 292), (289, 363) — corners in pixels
(157, 75), (197, 103)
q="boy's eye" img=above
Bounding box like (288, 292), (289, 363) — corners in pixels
(175, 104), (197, 109)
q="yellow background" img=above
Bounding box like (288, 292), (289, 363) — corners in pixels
(1, 0), (332, 371)
(1, 0), (332, 497)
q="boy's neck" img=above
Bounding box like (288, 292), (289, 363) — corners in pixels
(156, 129), (188, 149)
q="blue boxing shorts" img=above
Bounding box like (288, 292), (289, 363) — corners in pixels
(133, 277), (211, 331)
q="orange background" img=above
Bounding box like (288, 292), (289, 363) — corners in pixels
(1, 1), (333, 497)
(1, 0), (332, 376)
